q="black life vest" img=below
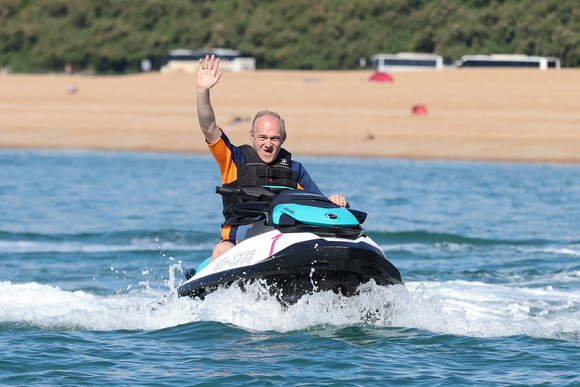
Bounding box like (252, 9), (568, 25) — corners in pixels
(221, 145), (299, 226)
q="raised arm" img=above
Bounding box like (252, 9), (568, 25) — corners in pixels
(197, 55), (224, 144)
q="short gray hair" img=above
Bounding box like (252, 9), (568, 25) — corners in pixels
(251, 110), (286, 137)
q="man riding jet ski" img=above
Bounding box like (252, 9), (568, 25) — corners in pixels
(182, 55), (403, 303)
(196, 55), (348, 264)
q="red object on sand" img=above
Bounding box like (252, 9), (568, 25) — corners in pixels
(412, 105), (428, 115)
(369, 72), (394, 82)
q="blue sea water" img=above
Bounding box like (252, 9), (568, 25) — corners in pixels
(1, 149), (579, 386)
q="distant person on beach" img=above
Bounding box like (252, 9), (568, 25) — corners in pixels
(197, 55), (348, 261)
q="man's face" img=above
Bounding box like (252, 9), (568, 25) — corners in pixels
(250, 115), (286, 164)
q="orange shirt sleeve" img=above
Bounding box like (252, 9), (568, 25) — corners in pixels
(207, 136), (238, 185)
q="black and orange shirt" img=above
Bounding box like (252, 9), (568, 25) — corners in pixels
(208, 131), (324, 195)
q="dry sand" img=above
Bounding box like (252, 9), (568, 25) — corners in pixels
(1, 69), (579, 163)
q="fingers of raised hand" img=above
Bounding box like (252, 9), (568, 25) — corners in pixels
(199, 55), (219, 74)
(197, 55), (223, 88)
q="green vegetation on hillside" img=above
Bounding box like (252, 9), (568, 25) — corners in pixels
(1, 0), (579, 73)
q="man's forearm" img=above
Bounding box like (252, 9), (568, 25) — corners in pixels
(197, 88), (220, 143)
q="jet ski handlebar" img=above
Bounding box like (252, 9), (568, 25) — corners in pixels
(216, 186), (286, 202)
(215, 186), (241, 197)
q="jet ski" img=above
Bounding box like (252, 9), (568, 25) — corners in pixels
(178, 186), (404, 305)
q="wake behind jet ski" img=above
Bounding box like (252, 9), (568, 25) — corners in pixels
(178, 186), (404, 305)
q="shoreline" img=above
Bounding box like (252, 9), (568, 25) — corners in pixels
(4, 143), (580, 165)
(1, 69), (579, 164)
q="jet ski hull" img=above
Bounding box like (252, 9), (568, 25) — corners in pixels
(177, 236), (403, 305)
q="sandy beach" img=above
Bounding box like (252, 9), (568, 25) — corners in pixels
(1, 69), (579, 163)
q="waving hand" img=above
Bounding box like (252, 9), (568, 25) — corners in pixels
(197, 55), (223, 91)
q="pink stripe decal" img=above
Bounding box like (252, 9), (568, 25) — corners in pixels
(269, 233), (282, 257)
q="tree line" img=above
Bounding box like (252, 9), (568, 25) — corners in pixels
(1, 0), (578, 74)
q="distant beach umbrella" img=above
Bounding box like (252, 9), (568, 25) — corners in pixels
(368, 72), (394, 82)
(412, 104), (428, 115)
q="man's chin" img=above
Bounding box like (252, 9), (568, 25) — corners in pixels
(261, 153), (274, 163)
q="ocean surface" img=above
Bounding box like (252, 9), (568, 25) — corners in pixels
(1, 149), (579, 386)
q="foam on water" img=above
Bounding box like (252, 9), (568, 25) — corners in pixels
(0, 239), (215, 254)
(2, 276), (578, 340)
(540, 246), (580, 257)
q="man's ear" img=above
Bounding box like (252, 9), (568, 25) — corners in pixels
(249, 130), (254, 143)
(281, 133), (287, 144)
